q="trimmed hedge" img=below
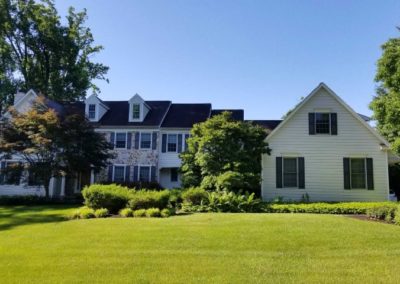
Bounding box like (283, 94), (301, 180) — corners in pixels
(82, 184), (132, 214)
(266, 202), (397, 214)
(128, 190), (171, 210)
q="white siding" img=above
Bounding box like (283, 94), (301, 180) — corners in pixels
(158, 130), (189, 169)
(262, 88), (390, 202)
(159, 168), (182, 189)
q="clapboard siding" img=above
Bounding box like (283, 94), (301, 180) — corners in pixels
(262, 87), (389, 202)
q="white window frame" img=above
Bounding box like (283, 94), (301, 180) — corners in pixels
(167, 134), (178, 153)
(282, 157), (299, 188)
(138, 165), (151, 182)
(139, 132), (152, 150)
(88, 104), (96, 120)
(132, 104), (141, 120)
(314, 112), (331, 135)
(115, 132), (127, 149)
(113, 165), (126, 182)
(349, 158), (367, 189)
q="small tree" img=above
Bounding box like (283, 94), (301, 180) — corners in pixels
(180, 112), (270, 195)
(0, 97), (112, 197)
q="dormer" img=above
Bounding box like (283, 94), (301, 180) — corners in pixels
(85, 94), (109, 122)
(129, 93), (150, 122)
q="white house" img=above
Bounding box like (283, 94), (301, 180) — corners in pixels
(0, 83), (397, 201)
(261, 83), (399, 202)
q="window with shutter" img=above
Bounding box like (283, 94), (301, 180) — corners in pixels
(277, 157), (305, 189)
(140, 133), (152, 149)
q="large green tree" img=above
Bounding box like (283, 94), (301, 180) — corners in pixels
(370, 30), (400, 154)
(0, 0), (108, 113)
(180, 112), (270, 195)
(0, 97), (112, 197)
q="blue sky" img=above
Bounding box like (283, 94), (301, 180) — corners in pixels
(55, 0), (400, 120)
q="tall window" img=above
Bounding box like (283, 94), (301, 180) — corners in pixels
(0, 162), (22, 185)
(139, 166), (150, 182)
(113, 166), (125, 182)
(170, 168), (178, 182)
(350, 158), (366, 188)
(132, 104), (140, 119)
(283, 158), (298, 187)
(115, 133), (127, 148)
(167, 134), (177, 152)
(88, 104), (96, 119)
(140, 133), (151, 149)
(315, 113), (330, 134)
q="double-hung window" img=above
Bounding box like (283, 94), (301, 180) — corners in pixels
(139, 166), (151, 182)
(88, 104), (96, 119)
(115, 133), (127, 148)
(132, 104), (140, 120)
(343, 157), (374, 190)
(140, 133), (152, 149)
(283, 158), (298, 187)
(0, 161), (22, 185)
(167, 134), (177, 152)
(315, 113), (330, 134)
(113, 166), (126, 182)
(350, 158), (366, 189)
(170, 168), (178, 182)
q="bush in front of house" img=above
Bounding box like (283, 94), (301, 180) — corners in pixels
(133, 209), (147, 218)
(99, 181), (163, 190)
(68, 207), (96, 219)
(161, 208), (175, 218)
(366, 204), (398, 222)
(181, 190), (263, 213)
(181, 187), (208, 205)
(266, 202), (398, 215)
(82, 184), (132, 214)
(94, 208), (109, 218)
(119, 208), (134, 217)
(128, 190), (171, 210)
(146, 208), (161, 217)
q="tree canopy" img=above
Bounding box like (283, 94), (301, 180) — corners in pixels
(0, 0), (108, 113)
(0, 97), (113, 197)
(180, 112), (270, 195)
(370, 30), (400, 154)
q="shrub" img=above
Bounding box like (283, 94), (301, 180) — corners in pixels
(99, 181), (163, 190)
(215, 171), (246, 192)
(366, 205), (397, 222)
(181, 187), (208, 205)
(94, 208), (109, 218)
(119, 208), (134, 217)
(394, 205), (400, 225)
(146, 208), (161, 217)
(169, 189), (183, 208)
(266, 202), (398, 215)
(82, 184), (132, 214)
(128, 190), (170, 210)
(79, 207), (95, 219)
(133, 209), (146, 218)
(161, 208), (175, 218)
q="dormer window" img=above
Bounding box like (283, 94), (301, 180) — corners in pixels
(132, 104), (140, 120)
(88, 104), (96, 119)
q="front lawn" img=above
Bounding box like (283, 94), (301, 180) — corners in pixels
(1, 206), (400, 283)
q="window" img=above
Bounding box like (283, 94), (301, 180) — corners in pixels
(167, 134), (177, 152)
(283, 158), (298, 187)
(170, 168), (178, 182)
(113, 166), (125, 182)
(115, 133), (127, 148)
(0, 162), (22, 185)
(315, 113), (330, 134)
(350, 158), (366, 189)
(132, 104), (140, 119)
(140, 133), (151, 149)
(88, 104), (96, 119)
(139, 166), (150, 182)
(28, 170), (43, 186)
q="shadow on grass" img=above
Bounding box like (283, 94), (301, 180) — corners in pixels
(0, 205), (75, 231)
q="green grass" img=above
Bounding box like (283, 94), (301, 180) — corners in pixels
(1, 206), (400, 283)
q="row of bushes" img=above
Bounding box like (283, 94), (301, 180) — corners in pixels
(366, 205), (400, 224)
(70, 206), (174, 219)
(264, 202), (398, 214)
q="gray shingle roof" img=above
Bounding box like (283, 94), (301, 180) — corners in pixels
(161, 103), (212, 128)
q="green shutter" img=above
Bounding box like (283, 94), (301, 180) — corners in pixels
(343, 158), (350, 189)
(276, 157), (282, 188)
(298, 157), (305, 189)
(366, 158), (374, 190)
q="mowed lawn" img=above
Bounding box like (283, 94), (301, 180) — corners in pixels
(1, 206), (400, 283)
